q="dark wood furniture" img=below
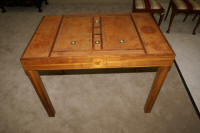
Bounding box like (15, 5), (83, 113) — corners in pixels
(132, 0), (165, 26)
(20, 13), (175, 117)
(193, 15), (200, 34)
(1, 0), (48, 12)
(0, 0), (6, 13)
(165, 0), (200, 33)
(0, 6), (6, 13)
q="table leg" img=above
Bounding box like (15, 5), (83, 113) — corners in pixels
(26, 70), (55, 117)
(144, 66), (170, 113)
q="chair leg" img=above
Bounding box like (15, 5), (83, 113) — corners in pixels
(183, 14), (189, 22)
(166, 9), (176, 33)
(164, 0), (172, 21)
(192, 14), (197, 21)
(158, 13), (165, 26)
(193, 16), (200, 35)
(132, 0), (136, 12)
(151, 13), (156, 22)
(44, 0), (48, 5)
(1, 6), (6, 13)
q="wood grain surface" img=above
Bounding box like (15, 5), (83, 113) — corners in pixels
(53, 16), (93, 51)
(23, 16), (62, 58)
(21, 13), (175, 116)
(21, 13), (175, 70)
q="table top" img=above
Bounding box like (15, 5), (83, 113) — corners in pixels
(21, 13), (175, 70)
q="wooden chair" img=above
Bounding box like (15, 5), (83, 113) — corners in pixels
(0, 6), (6, 13)
(36, 0), (49, 12)
(132, 0), (165, 26)
(165, 0), (200, 33)
(193, 15), (200, 34)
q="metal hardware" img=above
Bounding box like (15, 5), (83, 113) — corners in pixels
(120, 39), (125, 43)
(95, 40), (100, 44)
(71, 41), (76, 45)
(95, 19), (99, 23)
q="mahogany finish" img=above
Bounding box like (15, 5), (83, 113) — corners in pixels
(165, 0), (200, 33)
(21, 13), (175, 117)
(132, 0), (165, 26)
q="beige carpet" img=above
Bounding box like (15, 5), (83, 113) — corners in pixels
(0, 1), (200, 133)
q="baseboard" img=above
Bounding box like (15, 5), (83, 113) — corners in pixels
(174, 60), (200, 119)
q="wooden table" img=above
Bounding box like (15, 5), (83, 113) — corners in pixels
(20, 13), (175, 117)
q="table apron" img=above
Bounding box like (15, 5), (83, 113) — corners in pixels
(21, 58), (174, 70)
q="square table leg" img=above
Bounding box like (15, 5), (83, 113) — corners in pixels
(26, 70), (55, 117)
(144, 66), (170, 113)
(25, 66), (170, 116)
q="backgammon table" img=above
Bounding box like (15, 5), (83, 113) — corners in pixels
(20, 13), (175, 117)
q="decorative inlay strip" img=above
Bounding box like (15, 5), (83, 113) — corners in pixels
(93, 16), (102, 50)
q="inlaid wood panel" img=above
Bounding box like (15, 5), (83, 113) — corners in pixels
(102, 15), (143, 50)
(53, 16), (93, 51)
(21, 13), (175, 70)
(23, 16), (62, 58)
(132, 13), (174, 55)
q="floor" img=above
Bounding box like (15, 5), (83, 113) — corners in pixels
(0, 0), (200, 133)
(159, 0), (200, 114)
